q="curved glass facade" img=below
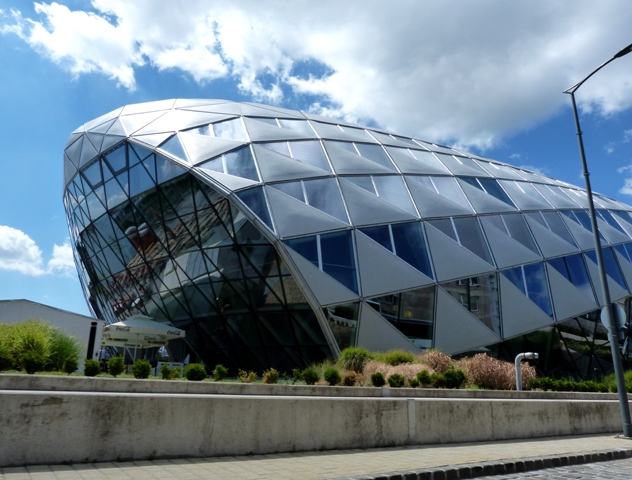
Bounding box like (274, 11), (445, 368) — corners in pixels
(63, 99), (632, 375)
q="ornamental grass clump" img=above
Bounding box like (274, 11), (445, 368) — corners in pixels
(456, 353), (535, 390)
(419, 348), (453, 373)
(376, 349), (415, 366)
(341, 371), (364, 386)
(338, 347), (372, 372)
(262, 368), (279, 384)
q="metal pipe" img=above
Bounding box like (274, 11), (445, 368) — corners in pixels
(515, 352), (539, 391)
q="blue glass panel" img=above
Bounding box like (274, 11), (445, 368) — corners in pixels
(105, 144), (126, 173)
(501, 267), (526, 294)
(428, 218), (457, 241)
(565, 253), (595, 300)
(130, 143), (153, 163)
(303, 178), (348, 222)
(129, 163), (155, 198)
(285, 236), (318, 266)
(235, 187), (274, 231)
(373, 175), (417, 215)
(598, 210), (627, 234)
(391, 222), (433, 278)
(260, 141), (290, 156)
(354, 143), (396, 170)
(502, 214), (539, 254)
(359, 225), (392, 251)
(159, 135), (188, 163)
(320, 230), (358, 293)
(224, 146), (259, 181)
(271, 181), (304, 201)
(346, 176), (375, 193)
(478, 178), (515, 207)
(614, 244), (631, 263)
(602, 247), (627, 290)
(540, 212), (577, 246)
(453, 217), (494, 264)
(82, 161), (102, 188)
(548, 257), (570, 281)
(156, 155), (187, 184)
(213, 118), (248, 141)
(572, 210), (593, 231)
(288, 140), (330, 171)
(460, 177), (482, 190)
(523, 263), (553, 316)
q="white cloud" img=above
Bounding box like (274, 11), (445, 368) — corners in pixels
(3, 1), (632, 149)
(0, 226), (75, 277)
(620, 178), (632, 196)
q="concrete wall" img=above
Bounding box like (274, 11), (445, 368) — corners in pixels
(0, 375), (628, 467)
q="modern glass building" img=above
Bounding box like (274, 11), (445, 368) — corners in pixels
(63, 99), (632, 376)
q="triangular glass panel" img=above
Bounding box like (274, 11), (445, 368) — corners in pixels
(119, 111), (167, 135)
(425, 223), (495, 281)
(64, 158), (78, 188)
(559, 215), (597, 250)
(546, 262), (598, 321)
(252, 144), (329, 182)
(584, 249), (629, 296)
(235, 187), (274, 231)
(501, 263), (553, 316)
(101, 134), (126, 153)
(265, 186), (347, 237)
(86, 132), (105, 153)
(178, 130), (247, 165)
(480, 217), (542, 268)
(405, 176), (473, 218)
(82, 161), (103, 188)
(385, 147), (450, 175)
(240, 102), (303, 118)
(498, 275), (555, 338)
(197, 168), (259, 192)
(355, 230), (434, 297)
(243, 116), (314, 142)
(78, 136), (99, 168)
(104, 144), (127, 173)
(121, 99), (174, 116)
(155, 154), (187, 185)
(134, 109), (215, 135)
(65, 132), (84, 150)
(369, 131), (417, 148)
(436, 154), (492, 177)
(88, 118), (116, 135)
(325, 141), (394, 175)
(457, 179), (517, 214)
(339, 178), (417, 226)
(614, 247), (632, 293)
(129, 162), (155, 198)
(158, 134), (189, 164)
(434, 288), (500, 354)
(355, 301), (420, 353)
(283, 245), (359, 305)
(105, 177), (127, 210)
(180, 102), (243, 115)
(311, 121), (374, 142)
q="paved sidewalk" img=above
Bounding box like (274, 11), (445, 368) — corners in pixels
(2, 434), (632, 480)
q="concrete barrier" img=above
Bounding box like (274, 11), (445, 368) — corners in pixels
(0, 375), (628, 467)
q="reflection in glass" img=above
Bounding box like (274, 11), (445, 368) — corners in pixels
(303, 178), (348, 222)
(235, 187), (274, 231)
(441, 274), (500, 335)
(453, 217), (494, 264)
(213, 118), (248, 141)
(373, 175), (417, 215)
(320, 230), (358, 293)
(391, 222), (433, 278)
(502, 263), (553, 316)
(288, 140), (331, 171)
(368, 286), (435, 348)
(324, 302), (358, 350)
(548, 254), (595, 301)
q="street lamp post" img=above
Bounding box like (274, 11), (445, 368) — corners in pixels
(564, 42), (632, 438)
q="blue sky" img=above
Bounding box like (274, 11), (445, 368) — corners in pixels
(1, 1), (632, 317)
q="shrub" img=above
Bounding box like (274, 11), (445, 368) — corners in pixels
(160, 364), (174, 380)
(420, 349), (452, 373)
(387, 373), (405, 388)
(131, 359), (151, 379)
(371, 371), (386, 387)
(430, 372), (447, 388)
(185, 363), (208, 381)
(213, 364), (228, 381)
(20, 351), (46, 374)
(63, 357), (79, 375)
(0, 344), (14, 372)
(83, 359), (101, 377)
(107, 356), (125, 377)
(338, 347), (372, 372)
(417, 370), (431, 387)
(380, 349), (415, 366)
(341, 371), (364, 386)
(443, 369), (467, 389)
(262, 368), (279, 384)
(323, 368), (341, 386)
(457, 353), (535, 390)
(238, 369), (258, 383)
(302, 367), (320, 385)
(291, 367), (303, 384)
(48, 330), (81, 372)
(408, 377), (420, 388)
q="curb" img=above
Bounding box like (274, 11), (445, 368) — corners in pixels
(344, 447), (632, 480)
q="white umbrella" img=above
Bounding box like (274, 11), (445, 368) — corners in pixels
(103, 315), (185, 340)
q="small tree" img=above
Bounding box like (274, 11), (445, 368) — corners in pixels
(185, 363), (208, 381)
(131, 359), (152, 379)
(83, 359), (101, 377)
(107, 356), (125, 377)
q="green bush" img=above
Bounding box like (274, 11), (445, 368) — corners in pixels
(371, 371), (386, 387)
(338, 347), (372, 372)
(430, 372), (447, 388)
(160, 364), (173, 380)
(263, 368), (279, 384)
(213, 364), (228, 381)
(443, 369), (467, 389)
(323, 368), (341, 386)
(302, 366), (320, 385)
(48, 330), (81, 372)
(238, 369), (258, 383)
(528, 376), (610, 393)
(0, 345), (14, 371)
(387, 373), (405, 388)
(83, 359), (101, 377)
(185, 363), (208, 381)
(408, 377), (420, 388)
(291, 367), (303, 384)
(380, 349), (415, 366)
(131, 359), (152, 379)
(107, 356), (125, 377)
(63, 357), (79, 375)
(20, 351), (47, 374)
(417, 370), (431, 387)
